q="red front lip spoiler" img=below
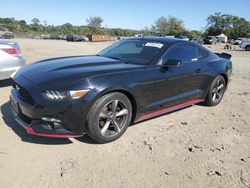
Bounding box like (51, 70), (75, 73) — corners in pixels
(11, 109), (83, 139)
(26, 127), (82, 138)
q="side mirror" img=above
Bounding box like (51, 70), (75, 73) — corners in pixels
(164, 59), (182, 67)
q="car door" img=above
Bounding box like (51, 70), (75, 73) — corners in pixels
(149, 44), (204, 110)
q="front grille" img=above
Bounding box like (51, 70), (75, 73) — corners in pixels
(13, 82), (35, 105)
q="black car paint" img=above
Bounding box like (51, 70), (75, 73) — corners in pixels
(10, 37), (232, 136)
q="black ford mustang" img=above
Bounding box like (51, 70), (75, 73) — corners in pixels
(10, 37), (232, 143)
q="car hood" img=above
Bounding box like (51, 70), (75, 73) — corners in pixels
(15, 55), (142, 90)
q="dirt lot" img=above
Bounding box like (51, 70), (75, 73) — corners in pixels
(0, 39), (249, 188)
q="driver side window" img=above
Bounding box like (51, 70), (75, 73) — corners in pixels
(165, 44), (198, 63)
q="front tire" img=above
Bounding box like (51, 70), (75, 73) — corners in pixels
(87, 92), (132, 143)
(204, 75), (226, 106)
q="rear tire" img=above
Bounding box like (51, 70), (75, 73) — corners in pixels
(204, 75), (226, 106)
(246, 46), (250, 51)
(86, 92), (132, 144)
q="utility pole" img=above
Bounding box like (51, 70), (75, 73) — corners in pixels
(44, 20), (47, 34)
(105, 25), (108, 35)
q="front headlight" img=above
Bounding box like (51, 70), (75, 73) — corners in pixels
(44, 89), (90, 100)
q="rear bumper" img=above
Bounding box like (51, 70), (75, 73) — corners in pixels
(0, 56), (25, 80)
(0, 66), (22, 80)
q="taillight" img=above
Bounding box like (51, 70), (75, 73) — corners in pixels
(1, 48), (21, 55)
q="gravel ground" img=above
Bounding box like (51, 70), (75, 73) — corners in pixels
(0, 39), (249, 188)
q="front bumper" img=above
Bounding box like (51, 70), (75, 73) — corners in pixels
(10, 105), (82, 138)
(9, 77), (91, 138)
(10, 94), (83, 138)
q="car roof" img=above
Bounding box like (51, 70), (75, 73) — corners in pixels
(0, 40), (18, 48)
(126, 36), (216, 56)
(127, 36), (193, 45)
(0, 40), (17, 45)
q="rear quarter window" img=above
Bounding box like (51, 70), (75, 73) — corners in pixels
(165, 44), (198, 63)
(198, 47), (209, 59)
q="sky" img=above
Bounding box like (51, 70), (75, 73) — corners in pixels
(1, 0), (250, 31)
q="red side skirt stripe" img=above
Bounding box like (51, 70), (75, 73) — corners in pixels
(136, 98), (203, 122)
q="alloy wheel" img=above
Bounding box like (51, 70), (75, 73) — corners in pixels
(211, 78), (225, 103)
(98, 100), (129, 137)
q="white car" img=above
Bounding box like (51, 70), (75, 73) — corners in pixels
(240, 40), (250, 51)
(234, 38), (243, 45)
(0, 41), (25, 80)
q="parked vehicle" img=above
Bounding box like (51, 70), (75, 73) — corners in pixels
(1, 32), (14, 39)
(66, 35), (86, 42)
(191, 38), (203, 45)
(233, 38), (243, 45)
(110, 36), (118, 41)
(227, 39), (234, 44)
(40, 34), (49, 39)
(203, 36), (217, 44)
(240, 40), (250, 51)
(0, 41), (25, 80)
(134, 34), (144, 38)
(88, 35), (110, 42)
(10, 37), (232, 143)
(61, 35), (67, 40)
(50, 35), (61, 40)
(165, 36), (175, 38)
(118, 36), (130, 40)
(175, 35), (189, 41)
(80, 35), (89, 41)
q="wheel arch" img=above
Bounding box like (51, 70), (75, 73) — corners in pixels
(91, 88), (138, 124)
(106, 89), (137, 124)
(245, 45), (250, 51)
(203, 72), (228, 100)
(220, 73), (228, 86)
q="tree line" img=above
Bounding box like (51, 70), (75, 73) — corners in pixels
(205, 12), (250, 39)
(0, 17), (140, 37)
(0, 13), (249, 39)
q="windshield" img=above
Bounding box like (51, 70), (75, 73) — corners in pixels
(97, 39), (167, 65)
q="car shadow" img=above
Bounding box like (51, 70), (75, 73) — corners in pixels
(0, 101), (74, 145)
(1, 101), (99, 145)
(0, 78), (12, 88)
(74, 136), (98, 144)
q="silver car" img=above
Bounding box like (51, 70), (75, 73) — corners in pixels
(0, 40), (25, 80)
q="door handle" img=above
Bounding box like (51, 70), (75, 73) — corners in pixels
(196, 68), (201, 73)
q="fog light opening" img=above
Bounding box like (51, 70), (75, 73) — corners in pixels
(41, 117), (62, 123)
